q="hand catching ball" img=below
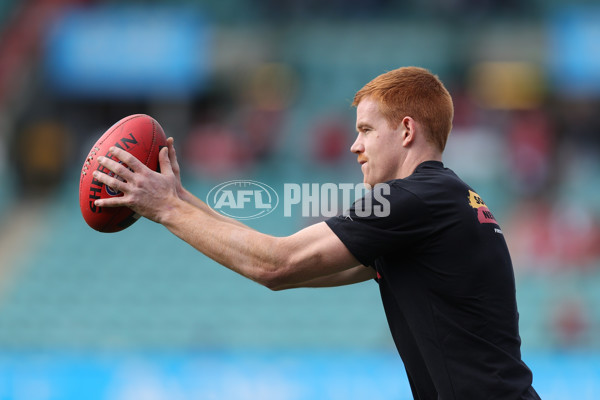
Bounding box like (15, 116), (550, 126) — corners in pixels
(79, 114), (167, 232)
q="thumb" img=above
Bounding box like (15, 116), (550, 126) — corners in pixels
(158, 146), (173, 175)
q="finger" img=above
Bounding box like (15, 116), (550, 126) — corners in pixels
(167, 137), (175, 156)
(93, 170), (128, 193)
(97, 155), (134, 182)
(167, 137), (181, 172)
(108, 146), (144, 172)
(158, 146), (174, 176)
(94, 196), (128, 208)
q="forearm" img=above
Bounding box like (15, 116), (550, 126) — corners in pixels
(179, 187), (252, 230)
(159, 198), (361, 290)
(161, 198), (281, 286)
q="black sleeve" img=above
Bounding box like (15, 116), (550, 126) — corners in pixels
(325, 183), (432, 267)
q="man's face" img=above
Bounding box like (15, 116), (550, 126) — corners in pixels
(351, 98), (405, 187)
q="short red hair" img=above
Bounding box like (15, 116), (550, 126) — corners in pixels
(353, 67), (454, 151)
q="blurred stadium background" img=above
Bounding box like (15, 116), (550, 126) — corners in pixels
(0, 0), (600, 398)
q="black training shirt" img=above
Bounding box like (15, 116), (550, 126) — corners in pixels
(326, 161), (540, 400)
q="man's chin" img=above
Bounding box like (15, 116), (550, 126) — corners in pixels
(362, 174), (377, 190)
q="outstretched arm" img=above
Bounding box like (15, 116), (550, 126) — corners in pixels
(92, 142), (375, 290)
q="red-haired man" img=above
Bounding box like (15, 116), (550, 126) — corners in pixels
(94, 67), (540, 399)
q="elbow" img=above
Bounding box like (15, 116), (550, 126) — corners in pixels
(255, 253), (297, 291)
(254, 238), (304, 291)
(257, 266), (294, 291)
(266, 282), (287, 292)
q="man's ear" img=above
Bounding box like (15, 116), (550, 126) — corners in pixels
(401, 117), (415, 147)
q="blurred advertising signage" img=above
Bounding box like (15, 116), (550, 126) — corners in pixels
(0, 352), (596, 400)
(44, 6), (211, 98)
(549, 7), (600, 96)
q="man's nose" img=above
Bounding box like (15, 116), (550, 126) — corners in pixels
(350, 136), (364, 154)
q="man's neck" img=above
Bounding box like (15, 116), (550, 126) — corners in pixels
(398, 150), (442, 179)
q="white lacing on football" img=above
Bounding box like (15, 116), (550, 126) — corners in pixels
(82, 147), (101, 176)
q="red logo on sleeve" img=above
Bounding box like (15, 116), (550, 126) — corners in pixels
(468, 190), (498, 225)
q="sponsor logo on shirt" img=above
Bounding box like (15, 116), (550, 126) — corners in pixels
(467, 190), (499, 226)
